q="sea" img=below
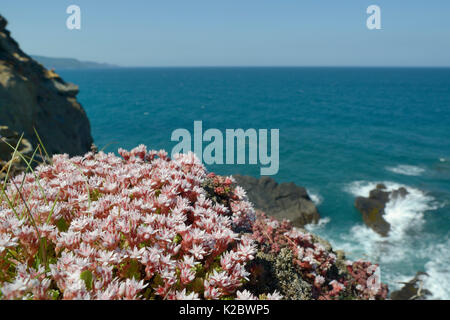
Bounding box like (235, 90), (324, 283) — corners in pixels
(59, 67), (450, 299)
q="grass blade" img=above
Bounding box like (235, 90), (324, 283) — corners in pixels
(1, 133), (23, 188)
(1, 138), (49, 206)
(33, 127), (51, 164)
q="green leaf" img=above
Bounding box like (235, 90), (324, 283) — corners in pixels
(89, 189), (102, 202)
(56, 217), (69, 232)
(173, 234), (182, 244)
(37, 237), (48, 267)
(126, 260), (141, 280)
(80, 270), (93, 290)
(49, 289), (60, 300)
(33, 254), (41, 270)
(151, 274), (164, 288)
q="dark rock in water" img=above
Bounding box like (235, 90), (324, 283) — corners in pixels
(0, 14), (93, 157)
(369, 186), (390, 204)
(376, 183), (386, 190)
(355, 196), (391, 237)
(233, 175), (320, 227)
(390, 272), (431, 300)
(391, 187), (409, 200)
(354, 184), (409, 237)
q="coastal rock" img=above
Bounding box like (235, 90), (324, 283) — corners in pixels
(244, 224), (361, 300)
(390, 272), (431, 300)
(0, 126), (35, 181)
(233, 175), (320, 227)
(244, 248), (313, 300)
(0, 15), (93, 158)
(354, 184), (409, 237)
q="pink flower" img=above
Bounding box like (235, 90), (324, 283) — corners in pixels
(0, 234), (18, 253)
(175, 289), (200, 300)
(236, 290), (257, 300)
(266, 290), (283, 300)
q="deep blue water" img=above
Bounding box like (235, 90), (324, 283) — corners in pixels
(59, 67), (450, 298)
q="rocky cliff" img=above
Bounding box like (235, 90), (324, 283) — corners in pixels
(0, 15), (93, 161)
(233, 175), (320, 227)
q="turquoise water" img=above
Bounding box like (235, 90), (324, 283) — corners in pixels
(59, 67), (450, 298)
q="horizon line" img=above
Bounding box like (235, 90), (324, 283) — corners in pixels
(31, 54), (450, 69)
(56, 65), (450, 69)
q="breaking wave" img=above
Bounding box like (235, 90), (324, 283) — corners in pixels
(345, 180), (439, 240)
(305, 217), (331, 233)
(333, 181), (445, 298)
(307, 189), (323, 206)
(386, 165), (426, 176)
(423, 238), (450, 300)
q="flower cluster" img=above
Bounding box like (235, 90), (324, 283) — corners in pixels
(0, 146), (278, 300)
(345, 261), (388, 300)
(250, 212), (387, 300)
(0, 144), (388, 300)
(202, 173), (255, 233)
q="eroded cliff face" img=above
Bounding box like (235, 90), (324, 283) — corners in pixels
(0, 15), (93, 158)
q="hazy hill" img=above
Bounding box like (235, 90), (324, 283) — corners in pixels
(31, 55), (119, 70)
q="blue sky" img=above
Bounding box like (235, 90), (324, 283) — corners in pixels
(1, 0), (450, 67)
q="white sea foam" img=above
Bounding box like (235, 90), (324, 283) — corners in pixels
(337, 181), (443, 297)
(439, 158), (447, 163)
(386, 165), (426, 176)
(305, 217), (330, 233)
(423, 238), (450, 300)
(307, 189), (323, 206)
(345, 180), (380, 198)
(384, 187), (437, 240)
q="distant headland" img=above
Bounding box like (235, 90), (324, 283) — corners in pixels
(31, 55), (120, 70)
